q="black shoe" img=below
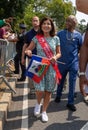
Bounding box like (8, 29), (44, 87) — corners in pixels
(17, 77), (26, 82)
(74, 92), (77, 98)
(13, 71), (19, 74)
(54, 97), (61, 103)
(66, 104), (76, 111)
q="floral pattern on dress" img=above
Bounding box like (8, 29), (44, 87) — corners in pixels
(32, 36), (60, 92)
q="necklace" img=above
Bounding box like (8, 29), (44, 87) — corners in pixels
(66, 30), (74, 41)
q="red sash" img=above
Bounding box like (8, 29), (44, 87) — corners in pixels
(36, 34), (62, 83)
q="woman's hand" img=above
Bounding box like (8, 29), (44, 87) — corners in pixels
(50, 56), (56, 64)
(25, 50), (32, 57)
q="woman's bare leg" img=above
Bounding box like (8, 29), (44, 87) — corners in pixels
(42, 91), (51, 112)
(35, 91), (44, 104)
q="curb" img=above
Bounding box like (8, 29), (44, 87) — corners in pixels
(0, 77), (16, 130)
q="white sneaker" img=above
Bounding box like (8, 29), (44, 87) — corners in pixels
(34, 104), (41, 116)
(42, 112), (48, 122)
(84, 96), (88, 103)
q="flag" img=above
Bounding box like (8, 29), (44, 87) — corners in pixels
(26, 55), (50, 83)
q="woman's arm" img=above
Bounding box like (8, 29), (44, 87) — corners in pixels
(25, 40), (35, 57)
(50, 45), (61, 63)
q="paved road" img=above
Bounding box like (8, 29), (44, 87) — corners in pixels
(3, 78), (88, 130)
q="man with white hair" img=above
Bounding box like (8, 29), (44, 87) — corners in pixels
(55, 15), (82, 111)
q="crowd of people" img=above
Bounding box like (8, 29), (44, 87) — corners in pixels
(0, 17), (16, 41)
(0, 0), (88, 123)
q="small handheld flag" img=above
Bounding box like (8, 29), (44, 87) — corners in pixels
(26, 55), (50, 83)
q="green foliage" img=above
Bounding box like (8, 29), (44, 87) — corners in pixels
(0, 0), (31, 31)
(77, 19), (87, 34)
(0, 0), (29, 18)
(0, 0), (76, 31)
(45, 0), (75, 29)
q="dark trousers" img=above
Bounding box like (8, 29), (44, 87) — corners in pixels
(14, 53), (26, 79)
(56, 63), (78, 104)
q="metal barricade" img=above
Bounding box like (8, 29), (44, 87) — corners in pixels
(6, 41), (16, 62)
(6, 41), (16, 74)
(80, 122), (88, 130)
(0, 38), (16, 94)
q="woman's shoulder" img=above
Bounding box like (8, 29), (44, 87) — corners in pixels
(53, 35), (60, 40)
(53, 36), (60, 45)
(32, 35), (38, 44)
(54, 35), (58, 38)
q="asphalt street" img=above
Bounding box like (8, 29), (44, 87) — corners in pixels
(3, 77), (88, 130)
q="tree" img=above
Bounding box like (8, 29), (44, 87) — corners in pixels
(0, 0), (75, 31)
(45, 0), (75, 29)
(77, 19), (87, 33)
(0, 0), (30, 18)
(23, 0), (75, 30)
(0, 0), (31, 31)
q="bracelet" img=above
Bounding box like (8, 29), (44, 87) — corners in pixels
(78, 72), (85, 77)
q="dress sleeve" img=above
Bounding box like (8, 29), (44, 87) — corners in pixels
(32, 36), (38, 45)
(55, 36), (60, 46)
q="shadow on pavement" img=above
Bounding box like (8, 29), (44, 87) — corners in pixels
(45, 120), (87, 130)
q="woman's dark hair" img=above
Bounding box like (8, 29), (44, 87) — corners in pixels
(38, 17), (55, 36)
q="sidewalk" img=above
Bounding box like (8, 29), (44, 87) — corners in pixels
(0, 77), (16, 130)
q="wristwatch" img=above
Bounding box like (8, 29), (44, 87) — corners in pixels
(78, 72), (85, 77)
